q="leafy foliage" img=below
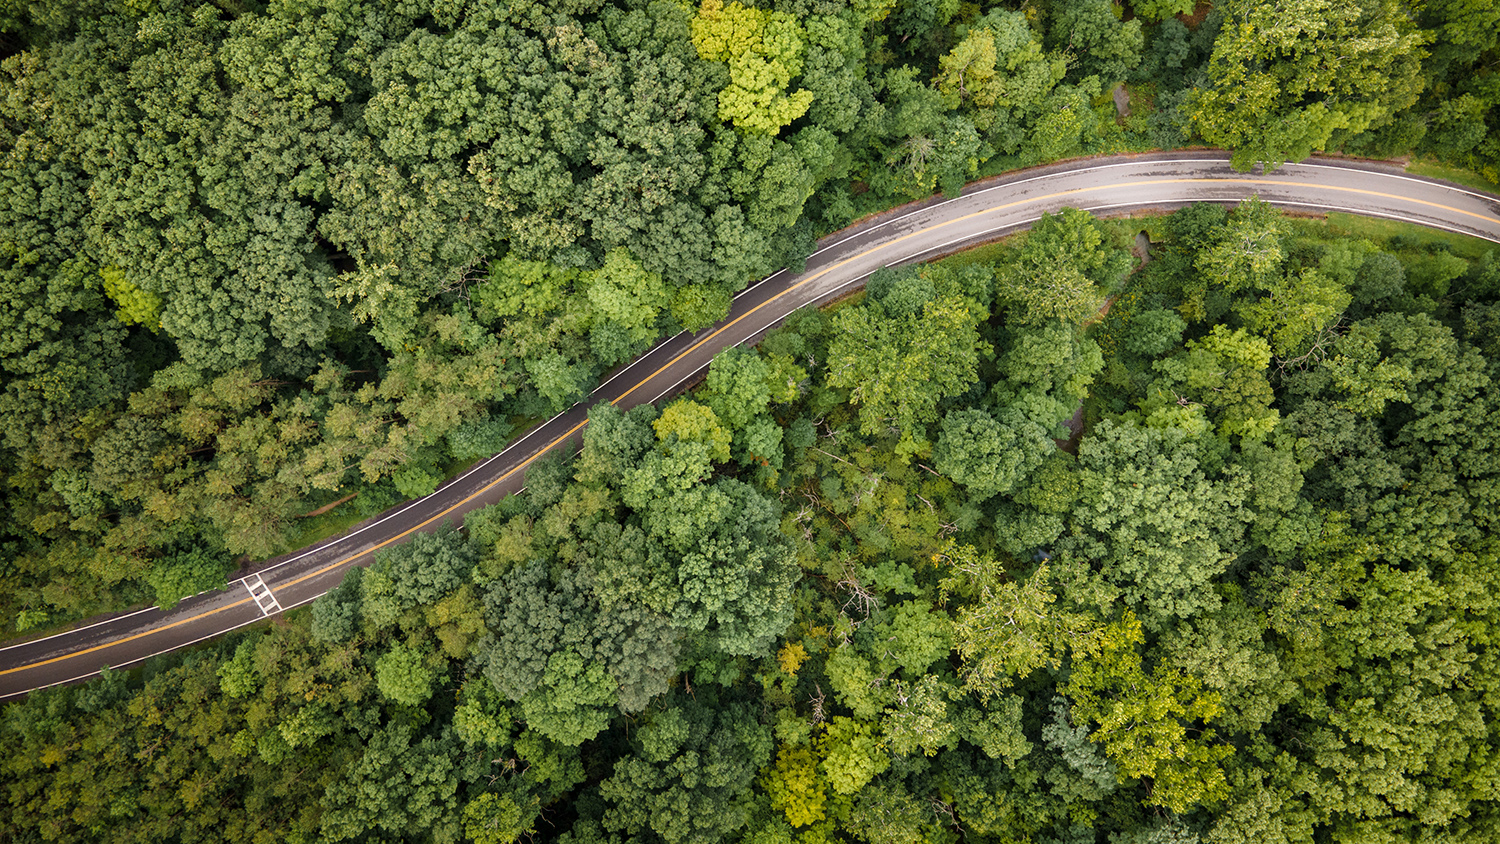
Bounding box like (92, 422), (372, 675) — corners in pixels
(1190, 0), (1428, 169)
(3, 2), (1500, 842)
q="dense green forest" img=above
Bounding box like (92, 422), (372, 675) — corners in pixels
(5, 0), (1500, 841)
(5, 201), (1500, 842)
(1, 0), (1498, 629)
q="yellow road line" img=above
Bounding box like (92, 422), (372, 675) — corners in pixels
(6, 175), (1493, 682)
(611, 183), (1067, 402)
(278, 419), (592, 592)
(0, 598), (257, 676)
(0, 423), (594, 678)
(1207, 177), (1497, 224)
(613, 174), (1500, 402)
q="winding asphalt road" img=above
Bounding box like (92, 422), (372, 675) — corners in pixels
(3, 151), (1498, 700)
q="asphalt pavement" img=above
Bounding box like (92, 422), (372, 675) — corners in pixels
(3, 151), (1497, 699)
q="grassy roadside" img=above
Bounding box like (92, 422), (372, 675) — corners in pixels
(1302, 212), (1497, 261)
(1405, 158), (1500, 195)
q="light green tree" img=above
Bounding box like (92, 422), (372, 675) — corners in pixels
(585, 248), (669, 347)
(936, 12), (1066, 139)
(996, 207), (1128, 326)
(939, 543), (1095, 696)
(1064, 611), (1232, 813)
(1189, 0), (1428, 170)
(1150, 325), (1280, 441)
(763, 745), (827, 827)
(826, 295), (983, 445)
(692, 0), (813, 134)
(375, 640), (437, 706)
(1240, 267), (1352, 357)
(463, 792), (538, 844)
(652, 399), (733, 465)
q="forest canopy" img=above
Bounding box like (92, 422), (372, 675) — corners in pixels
(5, 198), (1500, 843)
(0, 0), (1496, 630)
(3, 0), (1500, 841)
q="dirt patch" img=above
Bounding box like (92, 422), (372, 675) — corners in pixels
(297, 491), (358, 519)
(1082, 292), (1119, 329)
(1177, 0), (1213, 29)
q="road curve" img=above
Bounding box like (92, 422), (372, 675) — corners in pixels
(3, 151), (1498, 700)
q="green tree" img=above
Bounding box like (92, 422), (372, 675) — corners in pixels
(1161, 589), (1295, 733)
(375, 640), (438, 706)
(575, 402), (659, 486)
(659, 481), (800, 655)
(701, 346), (774, 432)
(996, 207), (1128, 326)
(526, 351), (594, 414)
(361, 526), (476, 632)
(1191, 197), (1290, 305)
(826, 295), (983, 446)
(1047, 0), (1144, 82)
(933, 408), (1052, 500)
(1190, 0), (1428, 169)
(464, 791), (539, 844)
(1122, 308), (1187, 357)
(518, 651), (618, 746)
(1131, 0), (1197, 22)
(817, 716), (890, 796)
(599, 693), (773, 844)
(1023, 80), (1105, 164)
(1067, 421), (1252, 627)
(994, 323), (1105, 432)
(692, 0), (813, 135)
(937, 11), (1066, 143)
(891, 0), (960, 43)
(1064, 611), (1232, 813)
(320, 724), (464, 843)
(145, 542), (231, 610)
(585, 248), (669, 350)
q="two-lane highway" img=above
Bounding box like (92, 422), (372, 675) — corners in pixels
(4, 151), (1498, 699)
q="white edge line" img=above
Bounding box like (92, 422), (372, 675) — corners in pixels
(0, 612), (280, 701)
(1254, 200), (1500, 243)
(0, 576), (347, 700)
(643, 193), (1500, 407)
(716, 156), (1491, 319)
(0, 564), (421, 700)
(522, 161), (1246, 453)
(248, 495), (428, 579)
(806, 158), (1229, 259)
(595, 333), (687, 393)
(250, 388), (574, 580)
(628, 158), (1243, 403)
